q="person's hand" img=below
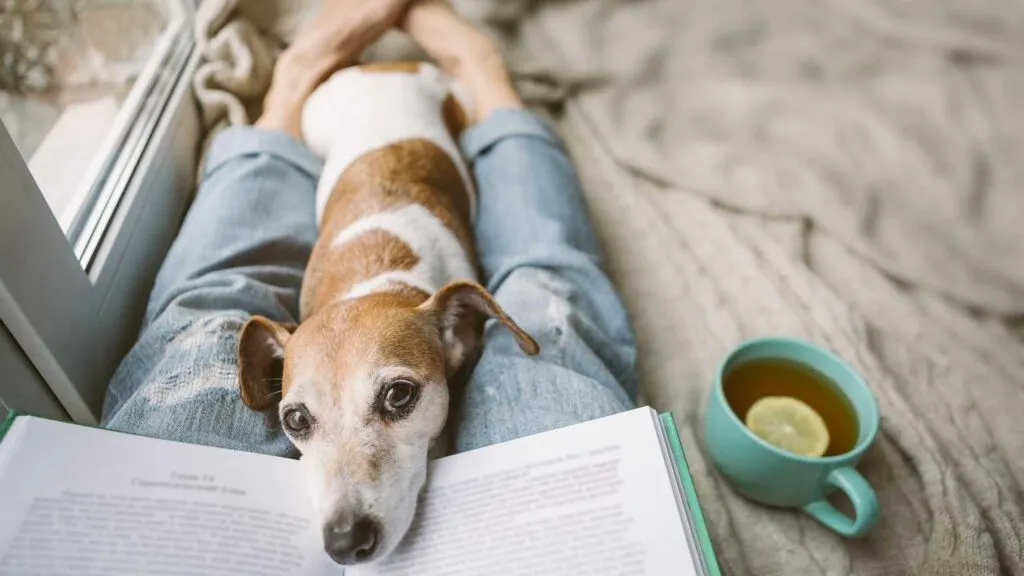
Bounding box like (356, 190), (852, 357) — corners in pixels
(401, 0), (523, 123)
(257, 0), (414, 139)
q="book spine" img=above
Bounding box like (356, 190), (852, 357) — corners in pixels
(660, 412), (722, 576)
(0, 411), (19, 444)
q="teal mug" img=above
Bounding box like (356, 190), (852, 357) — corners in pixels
(705, 338), (880, 536)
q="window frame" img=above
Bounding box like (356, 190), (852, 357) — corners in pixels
(67, 2), (194, 267)
(0, 3), (201, 424)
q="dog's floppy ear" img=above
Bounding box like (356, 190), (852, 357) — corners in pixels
(422, 281), (539, 375)
(237, 316), (297, 411)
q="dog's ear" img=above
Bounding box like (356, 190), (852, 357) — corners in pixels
(237, 316), (297, 411)
(422, 281), (539, 375)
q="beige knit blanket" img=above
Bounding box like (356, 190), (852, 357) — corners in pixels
(193, 1), (1024, 574)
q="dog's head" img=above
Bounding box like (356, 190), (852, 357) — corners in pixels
(237, 281), (538, 565)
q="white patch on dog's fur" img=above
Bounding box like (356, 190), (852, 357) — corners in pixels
(332, 203), (477, 299)
(283, 365), (449, 563)
(302, 64), (475, 224)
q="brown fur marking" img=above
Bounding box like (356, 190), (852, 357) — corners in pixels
(302, 229), (420, 321)
(302, 138), (476, 319)
(442, 94), (469, 140)
(237, 316), (296, 410)
(286, 291), (447, 398)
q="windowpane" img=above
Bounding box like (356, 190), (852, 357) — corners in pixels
(0, 0), (189, 262)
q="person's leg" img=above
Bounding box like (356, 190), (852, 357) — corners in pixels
(403, 2), (636, 451)
(101, 126), (321, 455)
(452, 109), (638, 451)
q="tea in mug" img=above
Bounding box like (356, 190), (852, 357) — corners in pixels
(724, 358), (859, 456)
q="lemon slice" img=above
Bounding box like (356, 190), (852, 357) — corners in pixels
(745, 396), (830, 457)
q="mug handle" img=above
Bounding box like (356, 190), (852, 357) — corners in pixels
(801, 467), (878, 537)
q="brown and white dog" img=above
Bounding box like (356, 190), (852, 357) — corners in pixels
(235, 62), (538, 566)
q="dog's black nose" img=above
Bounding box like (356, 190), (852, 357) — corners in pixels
(323, 515), (379, 565)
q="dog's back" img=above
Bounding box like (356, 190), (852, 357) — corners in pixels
(300, 62), (476, 318)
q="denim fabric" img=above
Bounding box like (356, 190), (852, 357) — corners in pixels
(101, 109), (636, 457)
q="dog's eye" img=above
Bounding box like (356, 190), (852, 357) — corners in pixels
(383, 381), (418, 412)
(283, 406), (311, 434)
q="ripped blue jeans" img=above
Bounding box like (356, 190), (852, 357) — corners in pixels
(101, 109), (637, 456)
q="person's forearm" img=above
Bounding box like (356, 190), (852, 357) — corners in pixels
(256, 0), (414, 139)
(401, 2), (521, 122)
(143, 127), (322, 327)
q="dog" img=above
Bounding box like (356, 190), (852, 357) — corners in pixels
(235, 61), (539, 566)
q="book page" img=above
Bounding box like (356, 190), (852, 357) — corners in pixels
(0, 418), (339, 576)
(0, 409), (698, 576)
(353, 408), (696, 576)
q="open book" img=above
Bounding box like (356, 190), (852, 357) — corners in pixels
(0, 407), (720, 576)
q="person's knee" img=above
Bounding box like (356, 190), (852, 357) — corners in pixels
(488, 267), (638, 396)
(455, 355), (633, 452)
(492, 268), (576, 350)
